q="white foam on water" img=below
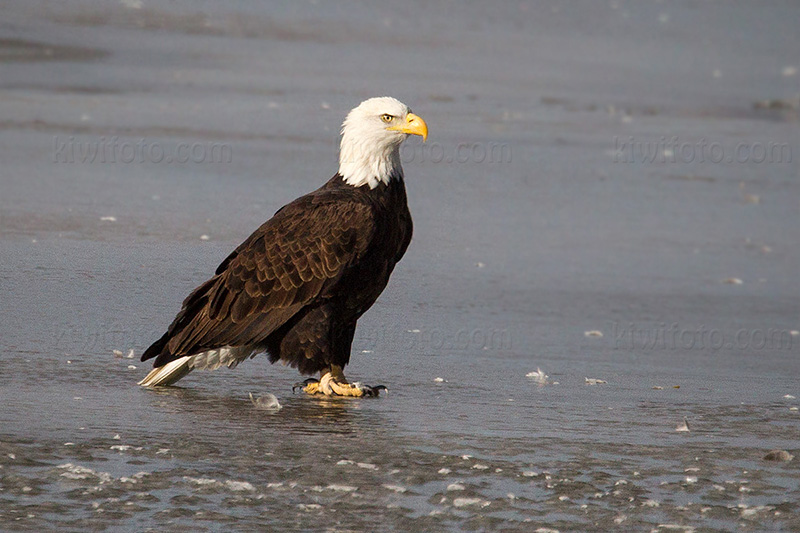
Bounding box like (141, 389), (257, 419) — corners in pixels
(57, 463), (113, 484)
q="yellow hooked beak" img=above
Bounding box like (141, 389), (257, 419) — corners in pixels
(389, 112), (428, 142)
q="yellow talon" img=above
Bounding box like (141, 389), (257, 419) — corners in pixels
(292, 365), (385, 397)
(327, 378), (365, 397)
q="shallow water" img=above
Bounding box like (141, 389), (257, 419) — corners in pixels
(2, 1), (799, 531)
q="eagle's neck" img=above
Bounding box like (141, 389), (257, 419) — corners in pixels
(338, 137), (404, 189)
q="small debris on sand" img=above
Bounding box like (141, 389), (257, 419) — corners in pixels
(652, 386), (664, 390)
(656, 525), (695, 532)
(743, 194), (760, 204)
(526, 368), (548, 384)
(585, 378), (607, 385)
(763, 450), (793, 462)
(249, 392), (282, 411)
(434, 377), (446, 382)
(584, 330), (603, 338)
(200, 234), (210, 241)
(784, 394), (796, 400)
(754, 97), (799, 111)
(676, 417), (690, 432)
(783, 66), (798, 77)
(100, 216), (117, 222)
(722, 277), (743, 285)
(112, 350), (123, 358)
(452, 497), (485, 508)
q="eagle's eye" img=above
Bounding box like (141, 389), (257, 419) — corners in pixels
(380, 114), (394, 123)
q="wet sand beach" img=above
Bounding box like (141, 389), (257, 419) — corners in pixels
(1, 1), (799, 531)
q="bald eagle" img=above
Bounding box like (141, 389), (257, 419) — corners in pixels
(139, 97), (427, 397)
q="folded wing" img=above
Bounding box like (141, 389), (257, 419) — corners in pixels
(141, 195), (374, 368)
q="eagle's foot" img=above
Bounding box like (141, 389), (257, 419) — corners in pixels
(327, 380), (387, 397)
(292, 366), (387, 397)
(292, 378), (320, 394)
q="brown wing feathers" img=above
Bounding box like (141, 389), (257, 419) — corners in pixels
(141, 197), (373, 368)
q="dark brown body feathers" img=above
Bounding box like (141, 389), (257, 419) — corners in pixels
(141, 173), (412, 375)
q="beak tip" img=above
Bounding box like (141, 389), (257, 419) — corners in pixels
(397, 113), (428, 142)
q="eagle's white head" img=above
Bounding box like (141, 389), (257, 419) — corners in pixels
(338, 97), (428, 189)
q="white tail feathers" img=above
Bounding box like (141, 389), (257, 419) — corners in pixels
(138, 356), (193, 387)
(137, 346), (258, 387)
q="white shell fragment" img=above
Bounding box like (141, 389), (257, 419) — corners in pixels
(676, 417), (690, 432)
(584, 378), (607, 385)
(526, 368), (549, 384)
(584, 330), (604, 338)
(453, 497), (484, 507)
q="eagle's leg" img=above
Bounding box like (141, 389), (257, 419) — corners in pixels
(293, 365), (386, 397)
